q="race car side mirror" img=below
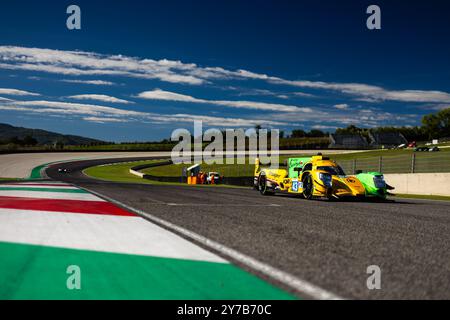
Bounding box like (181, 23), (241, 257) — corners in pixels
(355, 170), (363, 174)
(386, 184), (395, 190)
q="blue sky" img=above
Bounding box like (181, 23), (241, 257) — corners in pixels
(0, 0), (449, 141)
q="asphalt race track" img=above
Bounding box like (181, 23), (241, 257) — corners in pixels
(46, 158), (450, 299)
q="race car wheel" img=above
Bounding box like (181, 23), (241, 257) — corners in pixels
(302, 174), (313, 200)
(258, 175), (273, 196)
(326, 188), (335, 201)
(253, 178), (259, 190)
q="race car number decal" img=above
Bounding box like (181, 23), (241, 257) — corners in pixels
(292, 180), (298, 192)
(292, 179), (302, 192)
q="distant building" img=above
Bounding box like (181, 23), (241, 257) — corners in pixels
(329, 134), (369, 149)
(369, 132), (408, 148)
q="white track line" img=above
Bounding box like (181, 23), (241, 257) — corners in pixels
(1, 184), (78, 189)
(165, 203), (281, 207)
(0, 190), (101, 201)
(81, 185), (344, 300)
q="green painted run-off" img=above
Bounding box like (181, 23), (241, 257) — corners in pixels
(29, 163), (50, 179)
(0, 187), (87, 193)
(0, 242), (295, 300)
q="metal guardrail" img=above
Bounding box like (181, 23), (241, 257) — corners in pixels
(338, 152), (450, 174)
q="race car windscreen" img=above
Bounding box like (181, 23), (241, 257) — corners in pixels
(316, 166), (346, 176)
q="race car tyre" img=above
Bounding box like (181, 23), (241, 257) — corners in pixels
(302, 174), (313, 200)
(258, 175), (274, 196)
(326, 187), (334, 200)
(253, 178), (259, 190)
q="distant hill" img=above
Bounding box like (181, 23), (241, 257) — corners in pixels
(0, 123), (104, 145)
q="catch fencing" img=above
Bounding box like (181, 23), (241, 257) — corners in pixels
(338, 151), (450, 174)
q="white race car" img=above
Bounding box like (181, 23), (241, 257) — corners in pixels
(206, 172), (220, 184)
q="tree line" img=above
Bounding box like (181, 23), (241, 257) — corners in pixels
(0, 135), (38, 146)
(290, 107), (450, 141)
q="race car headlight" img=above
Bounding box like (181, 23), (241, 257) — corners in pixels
(318, 172), (332, 187)
(373, 175), (386, 189)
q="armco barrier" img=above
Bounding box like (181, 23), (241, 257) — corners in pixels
(131, 160), (172, 171)
(129, 169), (145, 178)
(129, 160), (186, 183)
(221, 176), (254, 187)
(145, 174), (185, 183)
(384, 173), (450, 196)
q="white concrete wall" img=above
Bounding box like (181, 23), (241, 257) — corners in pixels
(0, 152), (171, 178)
(129, 169), (145, 178)
(384, 173), (450, 196)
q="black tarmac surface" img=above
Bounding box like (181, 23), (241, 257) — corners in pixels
(46, 158), (450, 299)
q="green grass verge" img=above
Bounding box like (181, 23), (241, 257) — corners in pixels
(83, 160), (244, 188)
(393, 193), (450, 201)
(83, 160), (163, 185)
(142, 161), (255, 177)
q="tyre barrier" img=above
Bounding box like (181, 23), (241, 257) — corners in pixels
(221, 176), (254, 187)
(144, 174), (186, 183)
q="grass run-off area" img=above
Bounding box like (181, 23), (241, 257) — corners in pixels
(83, 160), (164, 185)
(83, 160), (242, 188)
(394, 194), (450, 202)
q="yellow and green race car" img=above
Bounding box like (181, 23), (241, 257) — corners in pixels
(254, 155), (389, 200)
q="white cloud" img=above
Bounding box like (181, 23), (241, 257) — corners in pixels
(270, 79), (450, 104)
(145, 113), (285, 127)
(0, 97), (285, 127)
(8, 100), (143, 117)
(67, 94), (133, 104)
(311, 125), (336, 130)
(0, 88), (40, 96)
(0, 95), (419, 129)
(0, 46), (205, 85)
(1, 46), (449, 105)
(333, 104), (349, 110)
(292, 92), (315, 98)
(83, 117), (130, 123)
(137, 89), (311, 112)
(138, 90), (199, 103)
(61, 79), (116, 86)
(420, 103), (450, 111)
(381, 90), (450, 103)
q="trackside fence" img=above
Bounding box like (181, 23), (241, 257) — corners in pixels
(338, 152), (450, 174)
